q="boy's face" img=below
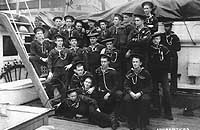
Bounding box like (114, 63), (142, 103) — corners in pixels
(68, 91), (77, 102)
(135, 17), (144, 27)
(106, 42), (114, 50)
(55, 37), (63, 47)
(113, 17), (121, 26)
(101, 57), (110, 68)
(100, 22), (107, 29)
(89, 37), (97, 44)
(35, 30), (44, 39)
(152, 36), (161, 45)
(65, 18), (73, 27)
(143, 5), (152, 15)
(164, 25), (172, 32)
(75, 22), (82, 30)
(54, 19), (62, 27)
(69, 39), (78, 47)
(75, 65), (84, 76)
(123, 15), (130, 23)
(132, 57), (142, 69)
(84, 78), (92, 90)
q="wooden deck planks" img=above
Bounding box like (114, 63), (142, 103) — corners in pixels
(48, 108), (200, 130)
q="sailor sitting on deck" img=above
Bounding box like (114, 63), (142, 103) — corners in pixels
(29, 27), (53, 77)
(45, 34), (72, 102)
(55, 88), (116, 129)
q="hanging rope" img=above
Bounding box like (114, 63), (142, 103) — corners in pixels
(183, 21), (196, 45)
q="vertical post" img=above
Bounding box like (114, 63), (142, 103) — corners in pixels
(63, 0), (68, 16)
(16, 0), (20, 14)
(39, 0), (41, 11)
(101, 0), (105, 11)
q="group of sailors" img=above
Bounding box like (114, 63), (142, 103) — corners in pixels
(29, 1), (181, 130)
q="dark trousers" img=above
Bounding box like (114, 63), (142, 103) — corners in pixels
(45, 67), (68, 100)
(119, 47), (128, 81)
(123, 94), (150, 129)
(151, 71), (172, 116)
(169, 56), (178, 93)
(97, 90), (123, 114)
(56, 102), (111, 128)
(29, 56), (47, 76)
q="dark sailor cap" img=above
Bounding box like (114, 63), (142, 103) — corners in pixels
(33, 26), (45, 34)
(88, 19), (97, 23)
(101, 38), (115, 44)
(98, 19), (109, 25)
(142, 1), (154, 9)
(53, 16), (63, 21)
(87, 33), (99, 38)
(130, 53), (144, 62)
(54, 34), (65, 40)
(134, 13), (147, 20)
(100, 53), (111, 61)
(151, 32), (163, 39)
(68, 36), (78, 41)
(114, 13), (123, 21)
(122, 12), (133, 17)
(64, 15), (75, 21)
(66, 88), (78, 95)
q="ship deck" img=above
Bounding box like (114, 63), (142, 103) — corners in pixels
(47, 107), (200, 130)
(27, 92), (200, 130)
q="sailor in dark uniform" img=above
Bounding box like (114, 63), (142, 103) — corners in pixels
(121, 12), (135, 35)
(95, 54), (123, 130)
(29, 27), (52, 76)
(98, 19), (110, 42)
(59, 15), (75, 47)
(45, 34), (72, 100)
(161, 21), (181, 94)
(68, 36), (85, 63)
(123, 53), (152, 130)
(86, 19), (99, 35)
(100, 38), (121, 72)
(127, 14), (151, 68)
(55, 88), (113, 128)
(149, 32), (173, 120)
(47, 16), (63, 41)
(84, 33), (105, 75)
(81, 75), (98, 99)
(142, 1), (158, 34)
(70, 61), (94, 91)
(67, 36), (86, 85)
(109, 13), (130, 79)
(72, 20), (88, 48)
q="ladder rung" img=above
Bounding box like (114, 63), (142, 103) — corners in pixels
(16, 32), (35, 35)
(24, 42), (31, 45)
(10, 18), (19, 22)
(11, 21), (32, 26)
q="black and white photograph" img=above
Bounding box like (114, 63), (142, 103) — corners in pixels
(0, 0), (200, 130)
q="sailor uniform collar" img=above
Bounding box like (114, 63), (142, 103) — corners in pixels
(70, 46), (79, 51)
(126, 67), (145, 78)
(74, 71), (87, 78)
(67, 98), (80, 108)
(90, 43), (100, 47)
(55, 47), (65, 51)
(100, 66), (115, 73)
(89, 43), (101, 51)
(127, 67), (146, 84)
